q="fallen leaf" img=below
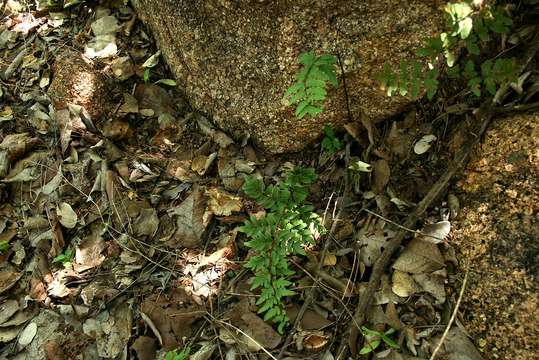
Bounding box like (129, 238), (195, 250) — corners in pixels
(111, 56), (134, 80)
(302, 331), (328, 352)
(286, 305), (332, 330)
(41, 165), (63, 195)
(88, 302), (132, 358)
(192, 153), (217, 176)
(412, 270), (447, 304)
(206, 188), (242, 216)
(18, 322), (37, 347)
(0, 300), (19, 325)
(190, 341), (217, 360)
(141, 288), (205, 349)
(168, 188), (210, 248)
(131, 336), (157, 360)
(142, 50), (161, 68)
(392, 270), (420, 297)
(74, 224), (105, 272)
(357, 219), (396, 266)
(392, 238), (445, 274)
(56, 202), (77, 229)
(118, 93), (139, 114)
(413, 134), (437, 155)
(0, 311), (30, 328)
(417, 221), (451, 244)
(0, 271), (22, 294)
(0, 325), (22, 342)
(239, 311), (282, 350)
(135, 83), (176, 117)
(432, 327), (483, 360)
(373, 159), (390, 194)
(132, 208), (159, 237)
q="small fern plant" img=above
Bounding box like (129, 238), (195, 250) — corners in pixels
(239, 167), (324, 332)
(377, 1), (518, 99)
(283, 52), (338, 118)
(321, 124), (343, 155)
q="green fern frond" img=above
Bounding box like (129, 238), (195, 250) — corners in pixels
(284, 52), (338, 118)
(239, 166), (324, 332)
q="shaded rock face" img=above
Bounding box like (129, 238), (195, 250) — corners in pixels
(133, 0), (446, 153)
(454, 112), (539, 359)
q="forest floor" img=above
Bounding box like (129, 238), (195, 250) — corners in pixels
(0, 1), (537, 360)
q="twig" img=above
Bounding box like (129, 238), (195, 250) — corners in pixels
(362, 208), (446, 242)
(429, 269), (469, 360)
(494, 100), (539, 115)
(336, 51), (353, 123)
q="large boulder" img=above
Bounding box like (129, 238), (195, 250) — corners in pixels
(133, 0), (446, 153)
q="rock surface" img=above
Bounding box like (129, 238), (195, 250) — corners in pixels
(454, 112), (538, 359)
(48, 49), (111, 120)
(133, 0), (447, 153)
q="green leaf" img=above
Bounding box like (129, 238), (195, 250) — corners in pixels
(0, 240), (9, 254)
(447, 64), (461, 79)
(468, 77), (482, 97)
(359, 340), (381, 355)
(243, 176), (265, 199)
(424, 69), (439, 100)
(154, 79), (177, 86)
(445, 2), (472, 21)
(361, 326), (383, 337)
(143, 68), (151, 83)
(298, 51), (316, 66)
(484, 77), (497, 95)
(464, 60), (477, 79)
(263, 306), (280, 321)
(382, 335), (400, 349)
(465, 37), (480, 55)
(458, 17), (473, 39)
(481, 59), (493, 78)
(474, 16), (489, 42)
(410, 61), (422, 98)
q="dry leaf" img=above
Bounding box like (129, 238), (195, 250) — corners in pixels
(392, 238), (445, 274)
(168, 188), (210, 248)
(373, 159), (390, 194)
(206, 188), (242, 216)
(0, 300), (19, 325)
(413, 134), (437, 155)
(392, 270), (420, 297)
(18, 322), (37, 347)
(56, 202), (77, 229)
(0, 271), (22, 294)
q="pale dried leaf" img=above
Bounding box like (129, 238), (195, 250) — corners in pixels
(392, 238), (445, 274)
(57, 202), (77, 229)
(413, 134), (437, 155)
(18, 322), (37, 347)
(206, 188), (242, 216)
(391, 270), (420, 297)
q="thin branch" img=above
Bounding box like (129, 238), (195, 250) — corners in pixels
(429, 269), (469, 360)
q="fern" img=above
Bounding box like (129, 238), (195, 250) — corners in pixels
(239, 167), (324, 333)
(283, 52), (338, 118)
(377, 1), (518, 100)
(321, 124), (342, 155)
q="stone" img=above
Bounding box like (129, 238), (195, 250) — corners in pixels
(133, 0), (447, 153)
(48, 49), (112, 120)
